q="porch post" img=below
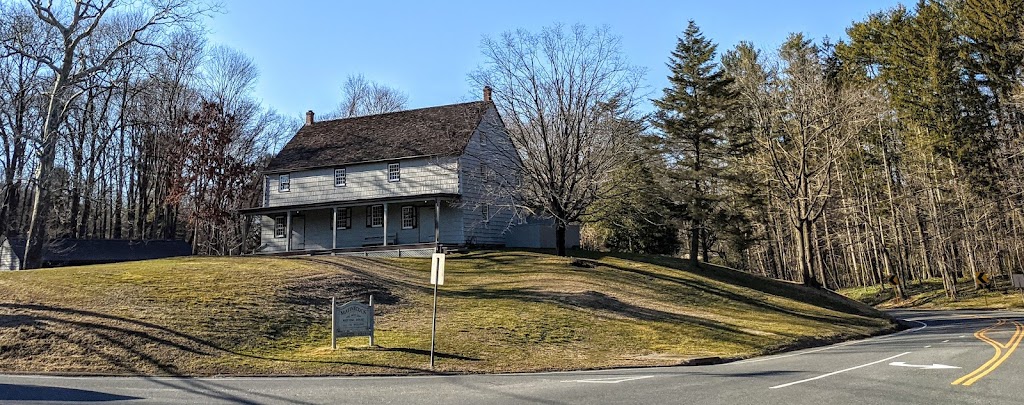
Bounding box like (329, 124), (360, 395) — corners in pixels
(332, 207), (338, 251)
(383, 202), (389, 246)
(286, 210), (292, 252)
(434, 198), (440, 243)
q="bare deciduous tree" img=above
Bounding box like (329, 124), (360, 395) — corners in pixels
(1, 0), (210, 269)
(470, 24), (646, 256)
(328, 74), (407, 119)
(740, 34), (878, 286)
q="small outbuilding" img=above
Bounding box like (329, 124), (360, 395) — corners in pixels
(0, 236), (192, 270)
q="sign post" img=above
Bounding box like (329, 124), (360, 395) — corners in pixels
(331, 296), (375, 349)
(977, 272), (991, 306)
(429, 252), (445, 369)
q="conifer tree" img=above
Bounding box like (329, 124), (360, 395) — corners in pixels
(652, 21), (738, 267)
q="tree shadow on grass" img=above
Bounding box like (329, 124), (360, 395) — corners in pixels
(351, 346), (482, 361)
(0, 383), (141, 402)
(0, 303), (435, 404)
(449, 287), (765, 347)
(581, 255), (891, 329)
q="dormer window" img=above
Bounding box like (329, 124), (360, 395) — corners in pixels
(388, 162), (400, 182)
(334, 168), (346, 187)
(279, 174), (290, 192)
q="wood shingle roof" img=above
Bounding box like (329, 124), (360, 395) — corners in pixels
(265, 101), (492, 173)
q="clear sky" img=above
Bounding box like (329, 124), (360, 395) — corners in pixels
(205, 1), (906, 119)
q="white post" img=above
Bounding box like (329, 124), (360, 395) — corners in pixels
(430, 276), (438, 369)
(286, 211), (292, 252)
(332, 207), (338, 251)
(369, 294), (375, 347)
(331, 296), (336, 350)
(383, 202), (389, 246)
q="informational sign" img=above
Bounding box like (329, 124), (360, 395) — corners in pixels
(331, 297), (374, 349)
(888, 275), (899, 286)
(1011, 274), (1024, 289)
(431, 253), (446, 285)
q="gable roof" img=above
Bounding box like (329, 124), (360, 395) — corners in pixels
(265, 101), (493, 173)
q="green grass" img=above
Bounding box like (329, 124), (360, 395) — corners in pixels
(0, 250), (896, 376)
(840, 277), (1024, 310)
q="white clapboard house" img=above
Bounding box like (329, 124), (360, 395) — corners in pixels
(243, 88), (579, 257)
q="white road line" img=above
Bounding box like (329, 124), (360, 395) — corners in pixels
(769, 352), (911, 389)
(924, 345), (932, 348)
(734, 320), (926, 365)
(942, 340), (949, 343)
(562, 375), (655, 384)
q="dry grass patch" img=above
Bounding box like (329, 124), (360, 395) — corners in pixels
(0, 251), (896, 376)
(841, 277), (1024, 309)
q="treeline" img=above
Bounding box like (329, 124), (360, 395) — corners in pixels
(0, 1), (294, 259)
(587, 0), (1024, 298)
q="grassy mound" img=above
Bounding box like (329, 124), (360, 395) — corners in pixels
(841, 277), (1024, 310)
(0, 251), (896, 376)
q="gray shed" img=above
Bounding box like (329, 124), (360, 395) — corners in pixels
(0, 237), (192, 270)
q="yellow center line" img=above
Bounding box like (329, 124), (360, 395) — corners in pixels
(952, 320), (1024, 386)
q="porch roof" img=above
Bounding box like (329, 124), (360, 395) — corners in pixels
(239, 193), (460, 215)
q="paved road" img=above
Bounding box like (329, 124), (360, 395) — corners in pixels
(2, 309), (1023, 404)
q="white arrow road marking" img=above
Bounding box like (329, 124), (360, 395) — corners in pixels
(889, 361), (960, 370)
(770, 352), (911, 389)
(562, 375), (655, 384)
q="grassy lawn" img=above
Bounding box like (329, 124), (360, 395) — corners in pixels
(0, 250), (896, 376)
(840, 277), (1024, 310)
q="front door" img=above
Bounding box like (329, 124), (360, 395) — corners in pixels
(419, 207), (436, 243)
(291, 216), (306, 250)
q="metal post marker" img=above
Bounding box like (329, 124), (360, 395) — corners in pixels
(331, 296), (336, 350)
(430, 244), (442, 370)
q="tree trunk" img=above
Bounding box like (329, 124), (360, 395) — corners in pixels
(555, 220), (567, 257)
(23, 77), (68, 269)
(689, 224), (700, 267)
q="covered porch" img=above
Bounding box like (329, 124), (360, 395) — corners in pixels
(242, 194), (462, 255)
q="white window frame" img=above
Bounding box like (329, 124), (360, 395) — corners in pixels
(388, 162), (400, 182)
(402, 206), (417, 229)
(334, 168), (346, 187)
(336, 207), (351, 230)
(279, 173), (290, 192)
(367, 205), (384, 228)
(274, 216), (286, 238)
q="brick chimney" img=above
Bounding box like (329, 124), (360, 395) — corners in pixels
(483, 86), (492, 102)
(305, 110), (315, 126)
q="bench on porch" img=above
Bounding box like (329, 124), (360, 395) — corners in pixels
(363, 234), (398, 247)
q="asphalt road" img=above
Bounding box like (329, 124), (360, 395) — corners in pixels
(2, 309), (1023, 404)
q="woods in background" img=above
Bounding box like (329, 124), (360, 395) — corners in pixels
(0, 1), (295, 263)
(599, 0), (1023, 298)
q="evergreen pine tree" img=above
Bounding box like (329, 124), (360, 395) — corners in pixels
(652, 20), (738, 267)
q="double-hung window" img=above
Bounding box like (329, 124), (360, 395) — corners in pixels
(279, 174), (290, 192)
(482, 205), (489, 224)
(334, 168), (346, 187)
(402, 206), (417, 229)
(335, 207), (351, 230)
(366, 205), (384, 228)
(388, 162), (400, 182)
(273, 216), (286, 238)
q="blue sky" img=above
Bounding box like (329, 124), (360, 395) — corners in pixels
(205, 1), (906, 119)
